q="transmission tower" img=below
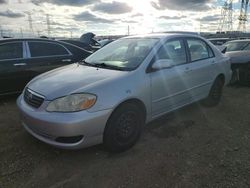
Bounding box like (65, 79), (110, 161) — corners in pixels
(46, 14), (51, 37)
(238, 0), (249, 32)
(218, 0), (233, 32)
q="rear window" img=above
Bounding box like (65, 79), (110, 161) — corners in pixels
(225, 41), (249, 52)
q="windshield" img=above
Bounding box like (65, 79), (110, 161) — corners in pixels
(84, 38), (159, 71)
(224, 41), (249, 52)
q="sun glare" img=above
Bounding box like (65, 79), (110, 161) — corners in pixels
(126, 0), (156, 34)
(127, 0), (153, 15)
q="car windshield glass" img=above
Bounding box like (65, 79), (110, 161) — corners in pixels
(84, 38), (159, 71)
(224, 41), (249, 52)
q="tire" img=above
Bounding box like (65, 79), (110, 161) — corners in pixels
(103, 103), (144, 152)
(202, 77), (224, 107)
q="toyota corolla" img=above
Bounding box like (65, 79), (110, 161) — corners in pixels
(17, 33), (232, 152)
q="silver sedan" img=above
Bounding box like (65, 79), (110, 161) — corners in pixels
(17, 33), (232, 152)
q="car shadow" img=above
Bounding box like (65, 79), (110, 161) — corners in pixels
(0, 94), (20, 105)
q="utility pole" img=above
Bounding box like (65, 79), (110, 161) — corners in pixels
(20, 28), (23, 38)
(27, 12), (34, 35)
(8, 30), (12, 38)
(37, 30), (41, 37)
(127, 25), (130, 35)
(46, 14), (51, 37)
(0, 26), (3, 38)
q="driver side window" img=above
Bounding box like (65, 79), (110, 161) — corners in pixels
(156, 39), (187, 66)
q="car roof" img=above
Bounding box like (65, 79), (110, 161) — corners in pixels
(123, 33), (201, 39)
(209, 38), (230, 40)
(0, 38), (57, 43)
(227, 39), (250, 43)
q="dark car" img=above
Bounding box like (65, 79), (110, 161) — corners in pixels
(59, 39), (101, 52)
(208, 38), (233, 46)
(0, 38), (92, 95)
(98, 39), (115, 47)
(224, 39), (250, 84)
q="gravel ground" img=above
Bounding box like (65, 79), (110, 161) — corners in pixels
(0, 86), (250, 188)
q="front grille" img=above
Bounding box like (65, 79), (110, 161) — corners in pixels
(24, 88), (44, 108)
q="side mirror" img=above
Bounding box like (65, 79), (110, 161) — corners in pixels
(152, 59), (174, 70)
(221, 46), (227, 54)
(216, 45), (227, 54)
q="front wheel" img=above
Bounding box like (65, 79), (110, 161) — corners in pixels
(202, 77), (224, 107)
(103, 103), (144, 152)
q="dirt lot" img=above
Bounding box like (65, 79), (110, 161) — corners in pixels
(0, 86), (250, 188)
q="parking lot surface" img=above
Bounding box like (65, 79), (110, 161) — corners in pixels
(0, 86), (250, 188)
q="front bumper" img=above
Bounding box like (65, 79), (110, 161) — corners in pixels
(17, 94), (113, 149)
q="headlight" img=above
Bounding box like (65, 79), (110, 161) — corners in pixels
(46, 93), (97, 112)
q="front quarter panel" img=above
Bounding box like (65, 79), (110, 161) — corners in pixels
(85, 70), (151, 120)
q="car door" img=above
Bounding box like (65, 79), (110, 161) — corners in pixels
(25, 41), (74, 79)
(0, 41), (30, 94)
(184, 38), (216, 100)
(150, 38), (192, 117)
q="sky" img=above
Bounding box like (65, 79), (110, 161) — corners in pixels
(0, 0), (247, 38)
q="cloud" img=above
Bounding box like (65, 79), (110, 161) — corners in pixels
(159, 15), (187, 20)
(131, 13), (143, 17)
(73, 11), (115, 24)
(198, 15), (220, 22)
(92, 1), (132, 14)
(151, 0), (213, 11)
(31, 0), (99, 6)
(0, 9), (25, 18)
(0, 0), (7, 4)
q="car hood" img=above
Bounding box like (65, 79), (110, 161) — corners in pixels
(226, 51), (250, 64)
(28, 64), (127, 100)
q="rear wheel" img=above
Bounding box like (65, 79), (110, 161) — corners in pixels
(202, 77), (224, 107)
(103, 103), (144, 152)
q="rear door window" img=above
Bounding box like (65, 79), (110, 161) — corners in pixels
(187, 39), (211, 62)
(0, 42), (23, 60)
(28, 42), (70, 57)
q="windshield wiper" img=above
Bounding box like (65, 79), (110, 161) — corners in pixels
(91, 62), (126, 71)
(79, 60), (95, 67)
(80, 61), (129, 71)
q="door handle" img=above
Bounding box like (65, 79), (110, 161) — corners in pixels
(13, 63), (27, 66)
(62, 59), (72, 62)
